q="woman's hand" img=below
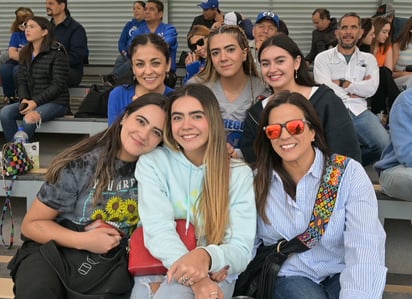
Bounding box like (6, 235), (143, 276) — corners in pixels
(185, 52), (199, 66)
(80, 228), (122, 254)
(167, 248), (211, 286)
(191, 276), (223, 299)
(209, 265), (229, 282)
(226, 142), (237, 159)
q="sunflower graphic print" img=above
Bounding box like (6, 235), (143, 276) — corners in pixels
(37, 148), (139, 237)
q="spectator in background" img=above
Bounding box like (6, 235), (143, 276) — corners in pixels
(305, 8), (337, 66)
(184, 25), (210, 84)
(0, 16), (70, 142)
(46, 0), (88, 87)
(107, 33), (174, 125)
(358, 18), (400, 118)
(188, 0), (223, 33)
(393, 16), (412, 91)
(249, 11), (280, 63)
(314, 12), (389, 166)
(375, 88), (412, 202)
(373, 3), (408, 43)
(0, 7), (33, 104)
(104, 1), (146, 86)
(126, 0), (178, 84)
(372, 17), (394, 70)
(223, 11), (254, 40)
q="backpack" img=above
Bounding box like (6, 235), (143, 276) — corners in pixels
(74, 84), (113, 118)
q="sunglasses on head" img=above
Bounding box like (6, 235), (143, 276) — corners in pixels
(189, 38), (205, 52)
(264, 119), (310, 140)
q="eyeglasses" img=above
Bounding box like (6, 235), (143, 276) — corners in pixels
(263, 119), (310, 139)
(189, 38), (205, 52)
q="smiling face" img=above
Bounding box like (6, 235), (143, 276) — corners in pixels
(259, 45), (301, 91)
(131, 43), (170, 93)
(119, 104), (165, 162)
(209, 33), (247, 78)
(171, 95), (209, 165)
(267, 103), (315, 169)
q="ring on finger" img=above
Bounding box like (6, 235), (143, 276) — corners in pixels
(180, 276), (190, 285)
(188, 279), (194, 286)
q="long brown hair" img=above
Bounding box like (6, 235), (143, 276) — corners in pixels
(164, 84), (230, 245)
(395, 16), (412, 50)
(195, 25), (259, 83)
(254, 91), (329, 223)
(11, 7), (33, 32)
(372, 17), (392, 54)
(45, 94), (167, 204)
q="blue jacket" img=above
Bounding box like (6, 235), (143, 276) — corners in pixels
(128, 22), (178, 72)
(118, 19), (145, 54)
(375, 89), (412, 171)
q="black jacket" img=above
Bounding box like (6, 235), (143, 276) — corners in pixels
(17, 42), (70, 107)
(305, 18), (338, 64)
(241, 84), (362, 164)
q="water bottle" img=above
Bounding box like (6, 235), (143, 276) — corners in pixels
(13, 126), (29, 144)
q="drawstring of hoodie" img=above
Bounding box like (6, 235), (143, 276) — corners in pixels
(185, 167), (192, 236)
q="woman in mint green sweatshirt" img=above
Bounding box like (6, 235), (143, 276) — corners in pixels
(132, 84), (257, 299)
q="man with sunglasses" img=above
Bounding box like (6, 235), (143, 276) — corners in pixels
(314, 12), (389, 166)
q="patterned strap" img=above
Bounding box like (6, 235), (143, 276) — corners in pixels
(0, 176), (16, 249)
(297, 154), (349, 248)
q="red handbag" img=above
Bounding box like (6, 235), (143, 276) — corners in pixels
(128, 219), (197, 276)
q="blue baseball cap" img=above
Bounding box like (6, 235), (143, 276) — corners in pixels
(198, 0), (219, 10)
(255, 11), (280, 28)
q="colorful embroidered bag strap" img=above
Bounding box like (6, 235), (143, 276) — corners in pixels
(297, 154), (350, 248)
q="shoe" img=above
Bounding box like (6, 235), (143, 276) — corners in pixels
(102, 74), (116, 87)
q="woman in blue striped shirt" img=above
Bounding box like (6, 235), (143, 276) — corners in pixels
(253, 91), (387, 299)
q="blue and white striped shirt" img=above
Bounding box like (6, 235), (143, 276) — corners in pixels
(257, 148), (387, 298)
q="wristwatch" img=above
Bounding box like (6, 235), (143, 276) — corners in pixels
(339, 78), (345, 87)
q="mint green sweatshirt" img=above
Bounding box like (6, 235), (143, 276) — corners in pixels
(135, 145), (256, 275)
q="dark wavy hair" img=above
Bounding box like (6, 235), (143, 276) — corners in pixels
(254, 91), (329, 223)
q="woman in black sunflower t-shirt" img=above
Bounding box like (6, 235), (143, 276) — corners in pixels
(8, 93), (167, 299)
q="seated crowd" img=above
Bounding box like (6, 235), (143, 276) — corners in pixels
(2, 0), (412, 298)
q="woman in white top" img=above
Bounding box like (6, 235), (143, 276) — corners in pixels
(393, 16), (412, 90)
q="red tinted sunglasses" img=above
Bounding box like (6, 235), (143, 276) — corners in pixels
(189, 38), (205, 52)
(264, 119), (310, 139)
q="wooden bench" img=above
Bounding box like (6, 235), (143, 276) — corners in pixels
(375, 184), (412, 225)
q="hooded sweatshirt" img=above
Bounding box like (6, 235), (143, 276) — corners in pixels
(135, 145), (256, 275)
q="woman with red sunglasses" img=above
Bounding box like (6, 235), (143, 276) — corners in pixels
(251, 90), (386, 299)
(241, 34), (361, 166)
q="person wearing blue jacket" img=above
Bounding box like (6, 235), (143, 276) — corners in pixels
(131, 84), (256, 299)
(111, 1), (146, 81)
(374, 88), (412, 201)
(128, 0), (178, 72)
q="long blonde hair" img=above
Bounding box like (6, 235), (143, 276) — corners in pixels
(164, 84), (230, 244)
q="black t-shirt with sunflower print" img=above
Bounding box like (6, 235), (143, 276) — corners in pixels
(37, 148), (139, 237)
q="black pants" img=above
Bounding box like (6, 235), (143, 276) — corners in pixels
(369, 66), (400, 114)
(8, 241), (67, 299)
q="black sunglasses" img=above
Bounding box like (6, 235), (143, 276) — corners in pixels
(189, 38), (205, 52)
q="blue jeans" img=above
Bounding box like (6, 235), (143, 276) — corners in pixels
(274, 274), (340, 299)
(349, 110), (389, 166)
(380, 164), (412, 201)
(0, 61), (19, 97)
(0, 101), (68, 142)
(112, 55), (132, 79)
